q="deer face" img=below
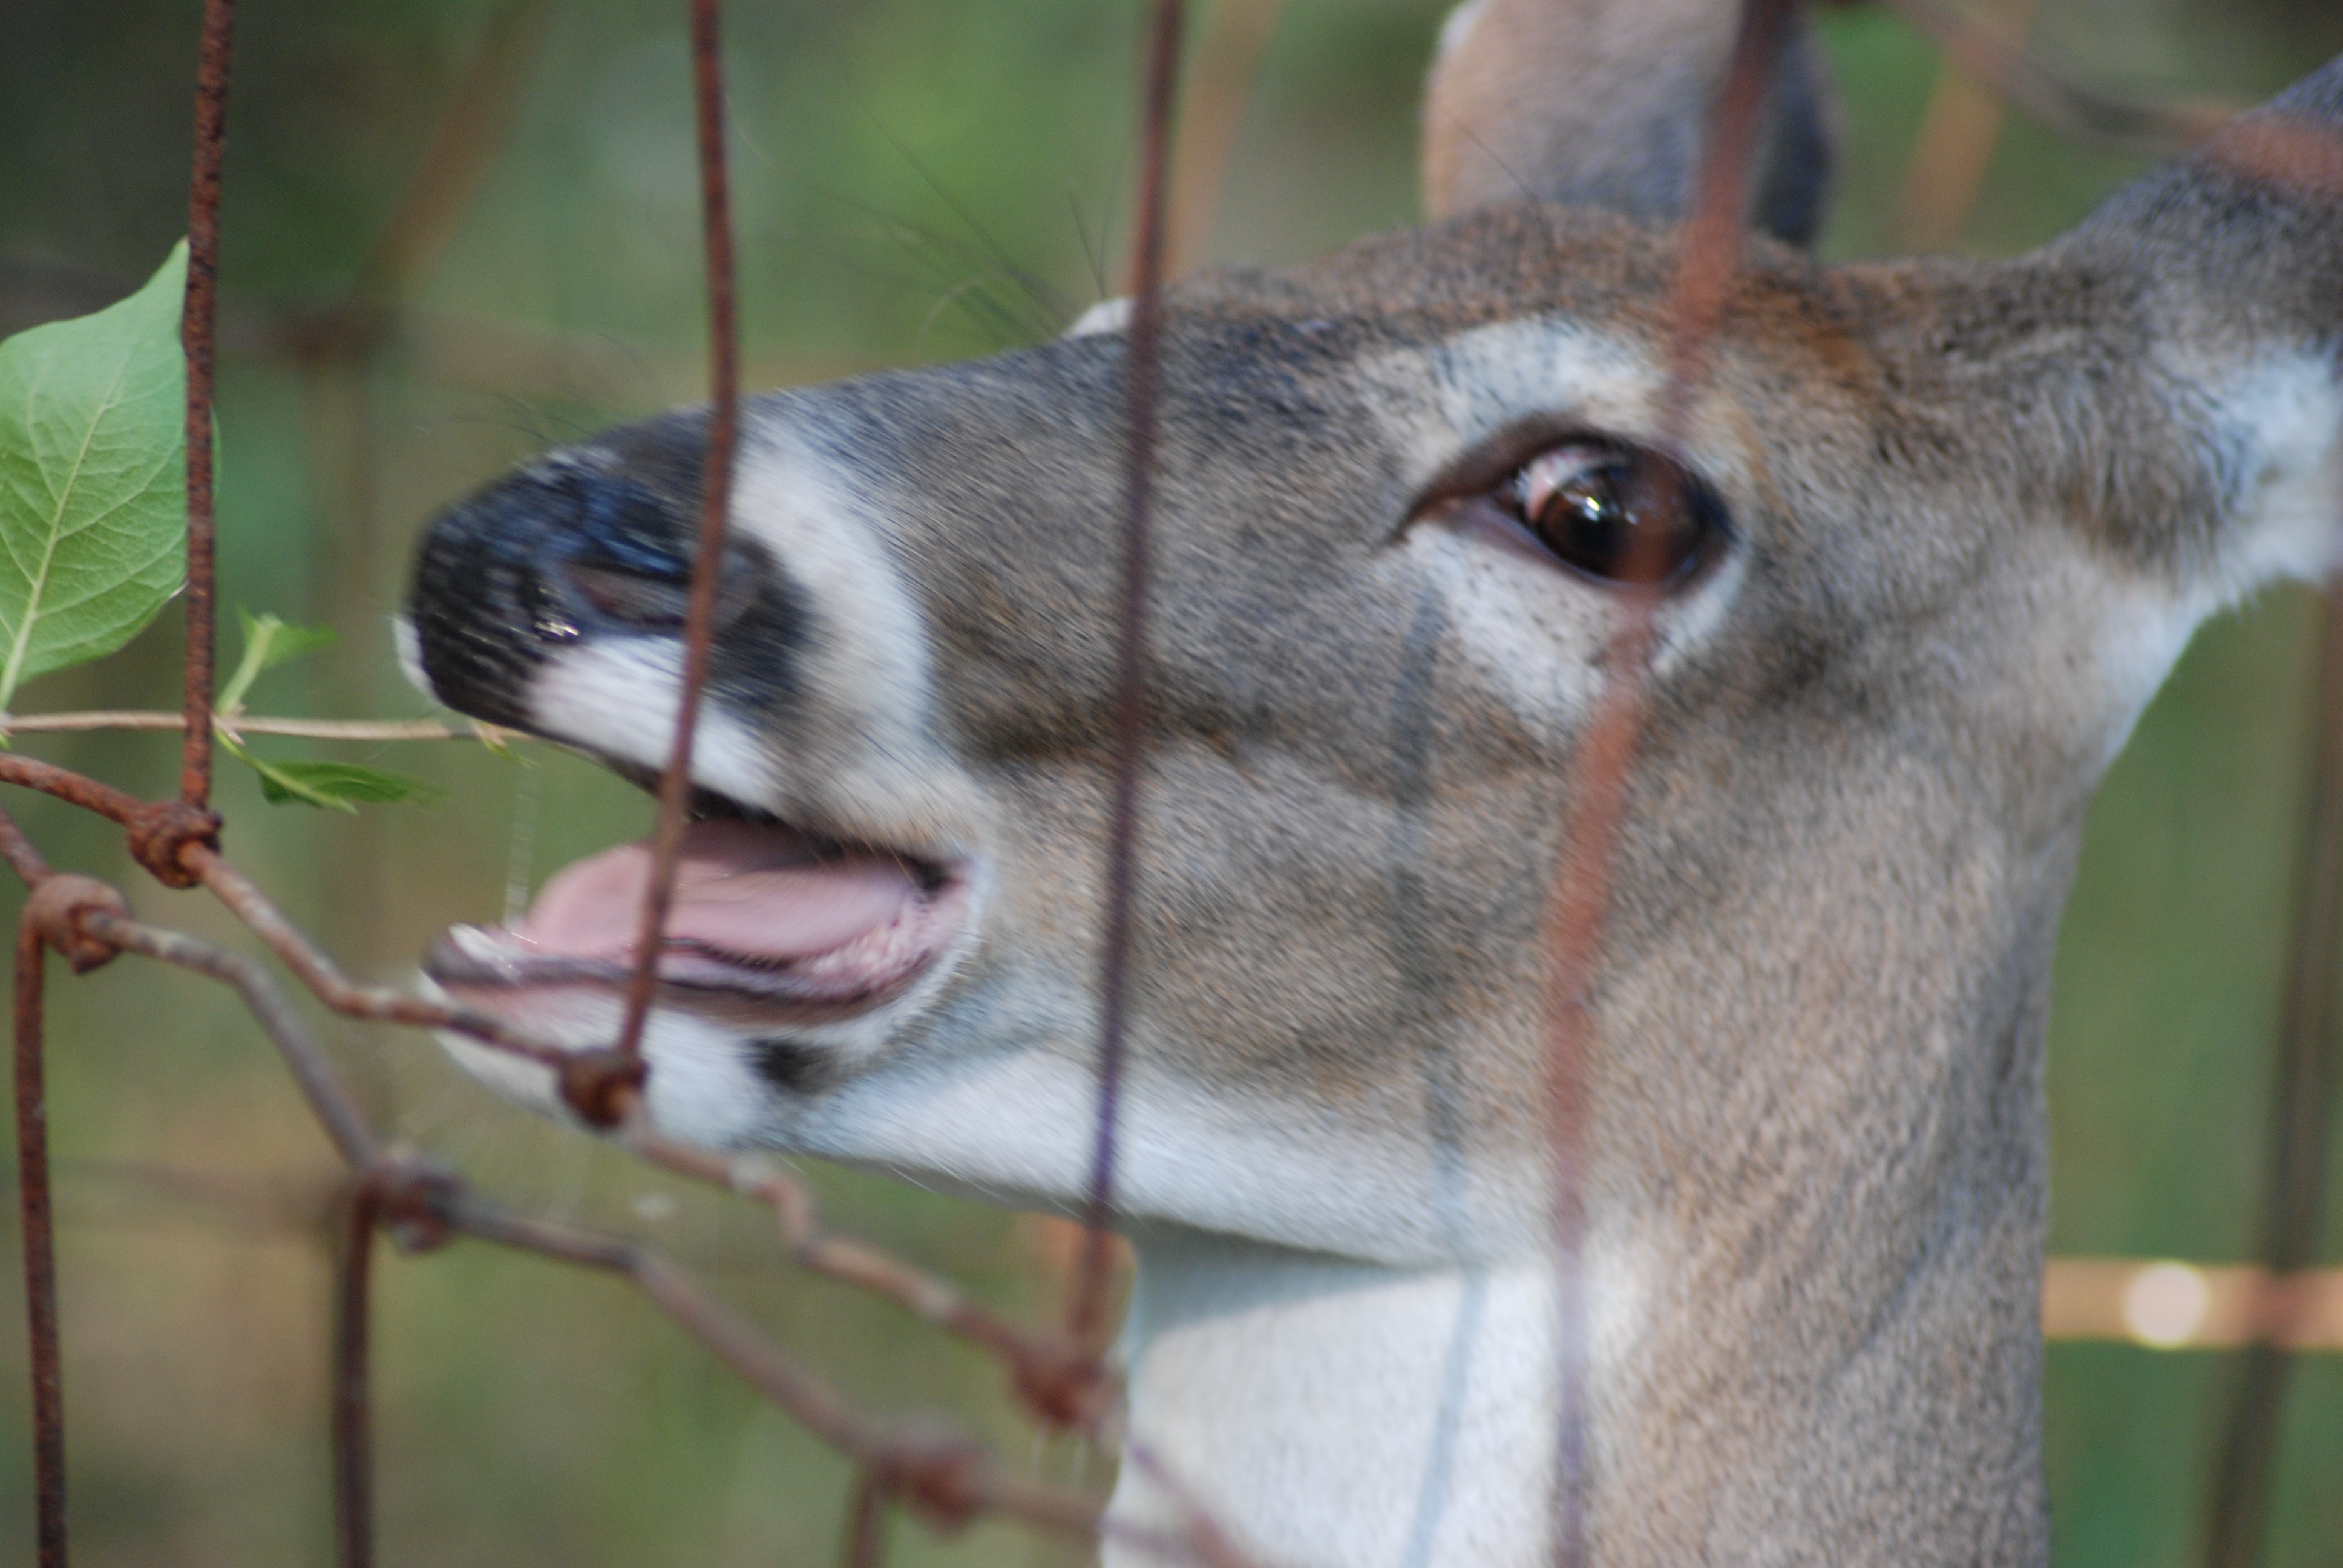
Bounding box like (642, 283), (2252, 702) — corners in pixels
(403, 5), (2343, 1281)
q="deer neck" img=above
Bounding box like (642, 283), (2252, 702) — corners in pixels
(1105, 1047), (2057, 1568)
(1108, 1227), (1572, 1568)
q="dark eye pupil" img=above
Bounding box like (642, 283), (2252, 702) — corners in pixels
(1513, 457), (1714, 586)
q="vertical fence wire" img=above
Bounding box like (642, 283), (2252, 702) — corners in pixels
(13, 910), (65, 1568)
(179, 0), (235, 809)
(614, 0), (743, 1063)
(1541, 4), (1794, 1561)
(1163, 0), (1283, 278)
(2201, 580), (2343, 1564)
(1070, 0), (1187, 1356)
(839, 1469), (888, 1568)
(333, 1186), (378, 1568)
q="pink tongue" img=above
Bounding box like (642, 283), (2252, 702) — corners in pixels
(519, 818), (918, 965)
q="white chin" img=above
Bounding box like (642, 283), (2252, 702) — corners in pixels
(421, 975), (773, 1148)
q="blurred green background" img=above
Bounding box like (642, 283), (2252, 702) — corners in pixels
(1, 0), (2340, 1561)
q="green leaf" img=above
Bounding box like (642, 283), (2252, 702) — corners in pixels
(215, 729), (442, 812)
(219, 607), (337, 713)
(260, 761), (441, 809)
(0, 242), (190, 710)
(255, 756), (442, 812)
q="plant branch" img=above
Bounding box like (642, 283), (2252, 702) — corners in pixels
(2, 711), (478, 742)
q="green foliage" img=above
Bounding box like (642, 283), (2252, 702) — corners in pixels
(0, 241), (189, 710)
(218, 606), (338, 714)
(0, 258), (453, 811)
(216, 609), (441, 811)
(245, 756), (442, 810)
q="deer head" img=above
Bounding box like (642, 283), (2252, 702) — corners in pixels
(400, 4), (2343, 1561)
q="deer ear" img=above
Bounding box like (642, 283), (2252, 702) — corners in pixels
(1421, 0), (1838, 249)
(1861, 59), (2343, 616)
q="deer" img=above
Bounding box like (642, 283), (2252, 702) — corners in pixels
(394, 0), (2343, 1561)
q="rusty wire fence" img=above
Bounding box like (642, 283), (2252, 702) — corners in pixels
(2, 1), (2340, 1564)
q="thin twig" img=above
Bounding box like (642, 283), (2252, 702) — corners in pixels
(615, 0), (742, 1060)
(1879, 0), (2343, 206)
(1, 711), (472, 741)
(839, 1469), (888, 1568)
(180, 0), (237, 809)
(1895, 0), (2038, 250)
(350, 0), (554, 306)
(1072, 0), (1187, 1359)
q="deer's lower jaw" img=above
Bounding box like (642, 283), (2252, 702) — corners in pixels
(424, 814), (970, 1025)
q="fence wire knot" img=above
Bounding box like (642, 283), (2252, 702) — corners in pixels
(1013, 1341), (1117, 1432)
(870, 1423), (989, 1532)
(558, 1048), (649, 1129)
(24, 875), (129, 974)
(359, 1157), (464, 1254)
(125, 799), (222, 889)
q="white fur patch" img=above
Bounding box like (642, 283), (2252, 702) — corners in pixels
(1110, 1224), (1650, 1567)
(774, 1043), (1542, 1266)
(721, 431), (989, 858)
(2092, 350), (2343, 765)
(1435, 0), (1493, 64)
(422, 964), (768, 1146)
(2196, 352), (2343, 599)
(1066, 297), (1133, 338)
(392, 615), (428, 696)
(529, 639), (775, 808)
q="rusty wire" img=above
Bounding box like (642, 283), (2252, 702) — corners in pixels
(179, 0), (235, 809)
(1071, 0), (1188, 1362)
(0, 817), (1120, 1557)
(11, 4), (2341, 1566)
(1533, 3), (1796, 1561)
(614, 0), (744, 1063)
(333, 1187), (376, 1568)
(0, 0), (1201, 1557)
(1861, 2), (2343, 1557)
(13, 899), (65, 1567)
(2199, 508), (2343, 1566)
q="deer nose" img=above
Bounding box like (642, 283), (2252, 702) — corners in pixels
(528, 477), (700, 641)
(405, 459), (762, 732)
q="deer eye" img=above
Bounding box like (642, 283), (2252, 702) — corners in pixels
(1501, 443), (1723, 587)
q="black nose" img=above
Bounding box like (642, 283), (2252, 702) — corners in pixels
(405, 452), (761, 733)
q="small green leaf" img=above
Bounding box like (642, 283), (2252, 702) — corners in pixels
(255, 759), (442, 811)
(0, 242), (191, 710)
(220, 608), (337, 713)
(261, 759), (440, 806)
(215, 728), (442, 812)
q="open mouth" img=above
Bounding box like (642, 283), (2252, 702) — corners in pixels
(424, 779), (969, 1027)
